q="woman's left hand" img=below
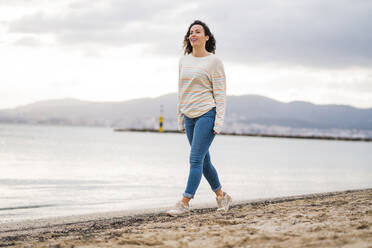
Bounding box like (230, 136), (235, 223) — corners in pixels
(213, 130), (217, 135)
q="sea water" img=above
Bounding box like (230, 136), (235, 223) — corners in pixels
(0, 123), (371, 223)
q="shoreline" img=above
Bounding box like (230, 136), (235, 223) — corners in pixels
(1, 188), (371, 247)
(114, 128), (372, 142)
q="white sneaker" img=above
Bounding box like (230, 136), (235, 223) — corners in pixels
(166, 201), (190, 216)
(216, 192), (232, 211)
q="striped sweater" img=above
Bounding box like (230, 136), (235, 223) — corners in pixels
(178, 53), (226, 133)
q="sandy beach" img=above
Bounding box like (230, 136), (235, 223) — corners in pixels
(1, 188), (371, 248)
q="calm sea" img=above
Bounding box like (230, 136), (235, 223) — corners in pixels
(0, 123), (371, 224)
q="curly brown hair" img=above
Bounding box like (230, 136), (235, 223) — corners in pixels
(183, 20), (216, 55)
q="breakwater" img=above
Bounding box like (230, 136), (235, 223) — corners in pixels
(114, 128), (372, 142)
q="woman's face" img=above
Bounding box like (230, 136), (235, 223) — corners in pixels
(188, 24), (209, 48)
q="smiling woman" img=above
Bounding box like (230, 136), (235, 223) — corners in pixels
(182, 20), (216, 55)
(166, 20), (232, 216)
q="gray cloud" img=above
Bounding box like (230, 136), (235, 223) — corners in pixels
(179, 0), (372, 68)
(8, 0), (182, 32)
(7, 0), (186, 51)
(0, 0), (41, 6)
(6, 0), (372, 68)
(13, 36), (43, 46)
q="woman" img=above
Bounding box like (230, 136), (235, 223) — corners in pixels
(167, 20), (232, 216)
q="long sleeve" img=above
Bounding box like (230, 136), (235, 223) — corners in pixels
(211, 60), (226, 134)
(177, 60), (185, 132)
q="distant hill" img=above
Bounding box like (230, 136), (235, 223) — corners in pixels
(0, 93), (371, 136)
(226, 95), (372, 130)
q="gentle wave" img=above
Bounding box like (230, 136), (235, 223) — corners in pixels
(0, 178), (109, 186)
(0, 204), (56, 211)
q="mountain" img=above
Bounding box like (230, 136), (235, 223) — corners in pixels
(226, 95), (372, 130)
(0, 94), (178, 128)
(0, 93), (371, 137)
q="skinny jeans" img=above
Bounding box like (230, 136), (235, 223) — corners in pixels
(183, 107), (222, 198)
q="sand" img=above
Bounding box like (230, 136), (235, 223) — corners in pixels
(1, 188), (371, 248)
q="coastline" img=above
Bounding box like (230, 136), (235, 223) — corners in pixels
(1, 188), (371, 247)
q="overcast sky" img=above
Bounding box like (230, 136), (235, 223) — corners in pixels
(0, 0), (371, 109)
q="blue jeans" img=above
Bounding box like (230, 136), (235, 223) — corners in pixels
(183, 107), (222, 198)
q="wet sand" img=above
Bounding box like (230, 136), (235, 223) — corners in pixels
(1, 188), (371, 247)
